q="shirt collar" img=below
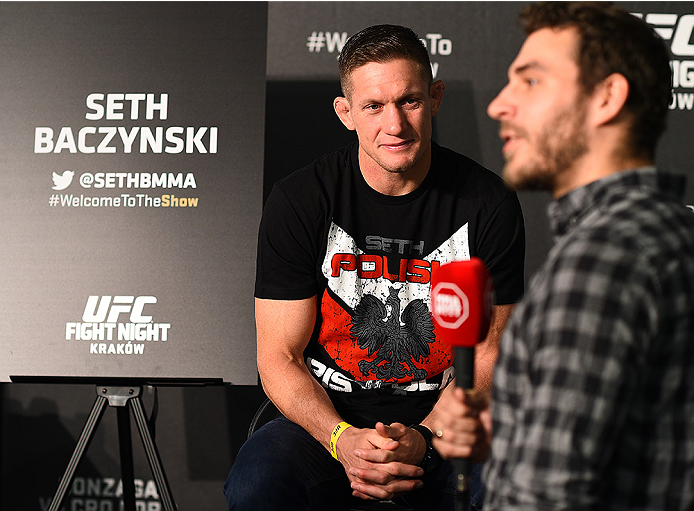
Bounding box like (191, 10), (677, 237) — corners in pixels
(547, 166), (686, 237)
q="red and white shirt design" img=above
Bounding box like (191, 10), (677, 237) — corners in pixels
(314, 221), (470, 392)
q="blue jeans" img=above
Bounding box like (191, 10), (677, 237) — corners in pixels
(224, 416), (484, 511)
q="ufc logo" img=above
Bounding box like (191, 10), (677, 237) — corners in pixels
(82, 295), (157, 323)
(633, 13), (694, 56)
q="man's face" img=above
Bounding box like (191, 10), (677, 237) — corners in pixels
(487, 27), (589, 196)
(335, 58), (443, 179)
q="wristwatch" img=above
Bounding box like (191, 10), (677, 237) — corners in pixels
(410, 424), (441, 473)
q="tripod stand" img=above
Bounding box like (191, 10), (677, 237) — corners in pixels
(48, 385), (176, 511)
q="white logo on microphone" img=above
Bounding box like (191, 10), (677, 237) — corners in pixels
(431, 283), (469, 329)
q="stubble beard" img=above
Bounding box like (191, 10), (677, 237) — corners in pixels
(503, 104), (588, 194)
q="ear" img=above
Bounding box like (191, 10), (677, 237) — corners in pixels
(334, 96), (355, 131)
(430, 80), (445, 117)
(590, 73), (629, 127)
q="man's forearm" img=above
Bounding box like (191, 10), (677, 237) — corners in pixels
(255, 296), (344, 451)
(475, 303), (515, 391)
(259, 354), (343, 450)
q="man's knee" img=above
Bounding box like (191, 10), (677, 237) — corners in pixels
(224, 419), (310, 509)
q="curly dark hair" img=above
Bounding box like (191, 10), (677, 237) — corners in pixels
(519, 2), (672, 160)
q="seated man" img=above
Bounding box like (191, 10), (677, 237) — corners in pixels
(225, 23), (525, 511)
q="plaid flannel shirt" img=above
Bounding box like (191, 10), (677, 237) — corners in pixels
(485, 167), (694, 511)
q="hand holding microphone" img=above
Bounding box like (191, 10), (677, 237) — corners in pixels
(430, 258), (494, 511)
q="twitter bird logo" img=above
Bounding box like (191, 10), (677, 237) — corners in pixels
(52, 170), (75, 191)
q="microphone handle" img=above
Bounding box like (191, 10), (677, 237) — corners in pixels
(454, 346), (475, 511)
(455, 346), (475, 388)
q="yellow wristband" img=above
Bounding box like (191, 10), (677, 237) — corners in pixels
(329, 421), (352, 460)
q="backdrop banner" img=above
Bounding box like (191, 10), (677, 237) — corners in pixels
(0, 2), (267, 384)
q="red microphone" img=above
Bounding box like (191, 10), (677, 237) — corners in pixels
(430, 257), (494, 509)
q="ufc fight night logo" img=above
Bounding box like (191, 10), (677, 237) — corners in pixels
(65, 295), (172, 355)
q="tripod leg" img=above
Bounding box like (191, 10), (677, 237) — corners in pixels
(116, 406), (137, 511)
(48, 394), (108, 511)
(130, 396), (177, 511)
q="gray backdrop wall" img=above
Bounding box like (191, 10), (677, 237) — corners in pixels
(2, 2), (693, 510)
(0, 1), (265, 384)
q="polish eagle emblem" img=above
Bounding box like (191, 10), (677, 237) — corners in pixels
(350, 286), (435, 381)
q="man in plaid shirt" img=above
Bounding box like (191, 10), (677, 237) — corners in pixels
(431, 3), (694, 510)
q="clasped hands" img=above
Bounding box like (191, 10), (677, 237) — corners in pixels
(335, 386), (492, 501)
(335, 422), (426, 501)
(337, 385), (492, 500)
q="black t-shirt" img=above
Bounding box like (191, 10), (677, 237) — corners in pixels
(256, 142), (525, 427)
